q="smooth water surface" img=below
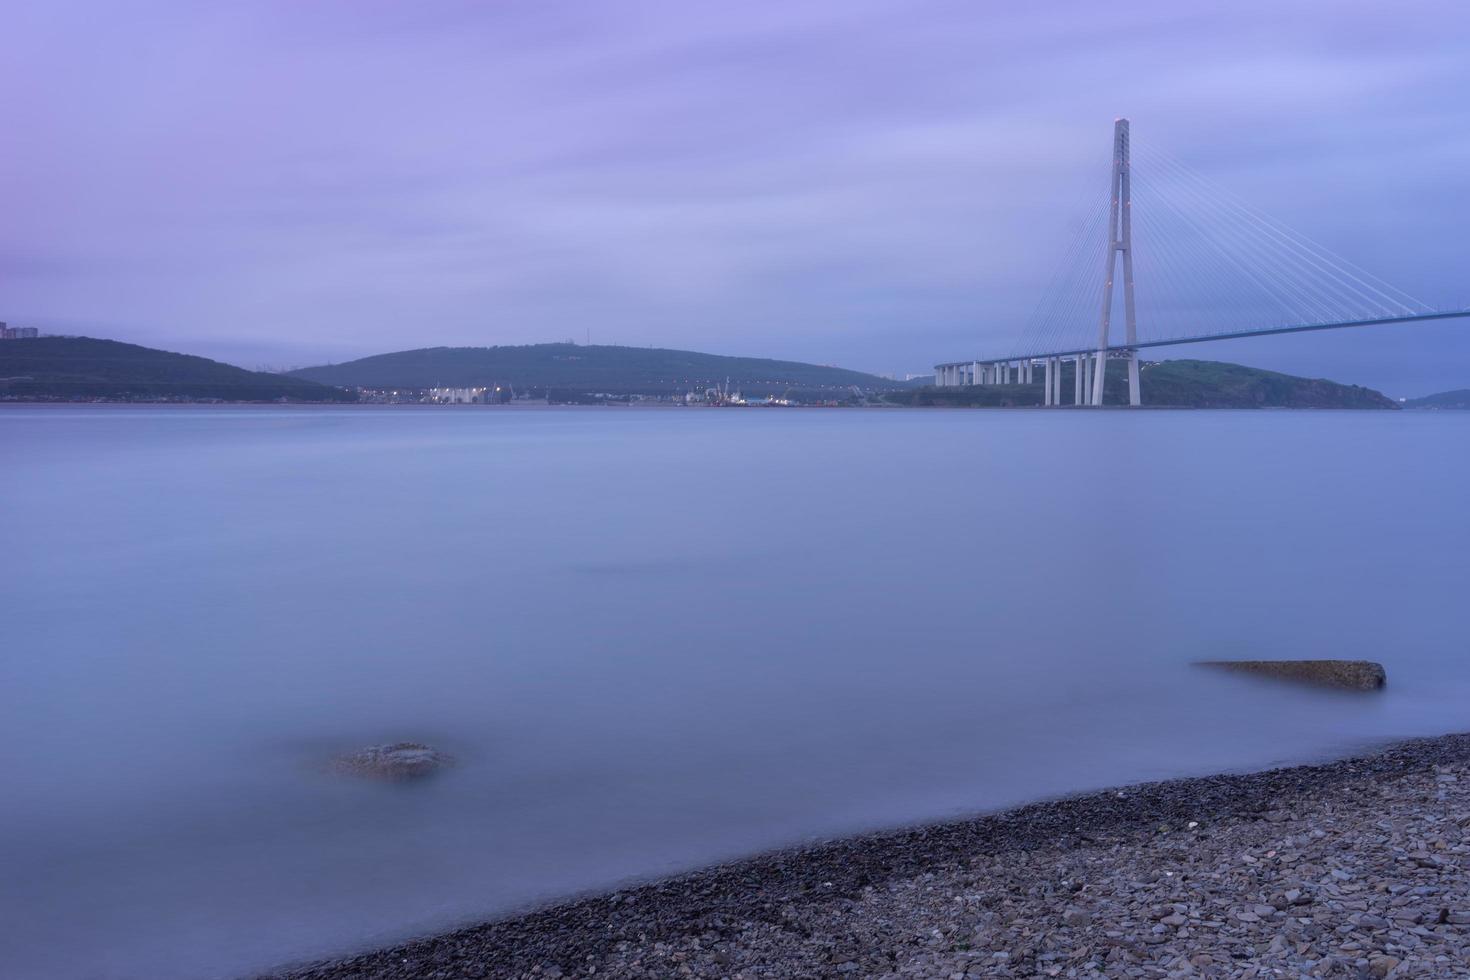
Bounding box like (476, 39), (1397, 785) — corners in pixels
(4, 405), (1469, 979)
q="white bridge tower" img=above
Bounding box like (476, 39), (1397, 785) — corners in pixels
(1092, 117), (1141, 406)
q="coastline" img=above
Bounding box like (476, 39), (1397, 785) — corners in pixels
(265, 733), (1470, 979)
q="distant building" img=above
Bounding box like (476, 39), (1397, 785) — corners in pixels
(0, 324), (39, 339)
(427, 386), (506, 404)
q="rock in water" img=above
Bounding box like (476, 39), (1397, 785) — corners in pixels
(1197, 659), (1386, 691)
(330, 743), (453, 780)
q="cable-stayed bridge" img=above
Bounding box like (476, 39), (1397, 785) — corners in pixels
(934, 119), (1470, 405)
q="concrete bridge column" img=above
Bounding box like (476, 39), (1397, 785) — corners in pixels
(1073, 356), (1083, 405)
(1043, 358), (1053, 405)
(1082, 355), (1093, 406)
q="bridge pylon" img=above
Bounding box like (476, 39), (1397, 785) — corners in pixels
(1094, 118), (1141, 406)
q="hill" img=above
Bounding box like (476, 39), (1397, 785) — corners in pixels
(289, 343), (901, 398)
(886, 359), (1397, 409)
(0, 337), (355, 402)
(1402, 389), (1470, 410)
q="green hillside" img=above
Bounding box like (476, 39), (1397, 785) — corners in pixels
(0, 336), (355, 402)
(888, 359), (1397, 409)
(1402, 389), (1470, 409)
(289, 343), (901, 397)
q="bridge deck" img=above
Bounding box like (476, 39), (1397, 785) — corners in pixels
(935, 309), (1470, 370)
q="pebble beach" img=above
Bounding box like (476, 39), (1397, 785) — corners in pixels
(266, 733), (1470, 979)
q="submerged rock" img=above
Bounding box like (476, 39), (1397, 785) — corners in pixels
(1197, 659), (1386, 691)
(330, 743), (453, 781)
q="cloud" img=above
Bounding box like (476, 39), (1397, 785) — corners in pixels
(1, 0), (1466, 385)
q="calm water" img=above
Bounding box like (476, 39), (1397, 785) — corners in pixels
(4, 405), (1469, 979)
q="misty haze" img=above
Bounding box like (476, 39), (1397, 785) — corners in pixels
(4, 2), (1470, 979)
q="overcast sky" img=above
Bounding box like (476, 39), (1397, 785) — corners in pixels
(3, 1), (1467, 394)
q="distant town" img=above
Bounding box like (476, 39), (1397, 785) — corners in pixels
(371, 383), (801, 407)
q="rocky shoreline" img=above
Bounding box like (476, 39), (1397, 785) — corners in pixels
(266, 734), (1470, 979)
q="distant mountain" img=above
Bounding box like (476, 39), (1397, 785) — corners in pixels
(887, 359), (1398, 409)
(289, 343), (904, 397)
(0, 337), (355, 402)
(1402, 389), (1470, 410)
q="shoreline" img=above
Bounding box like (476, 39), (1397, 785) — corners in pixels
(266, 733), (1470, 979)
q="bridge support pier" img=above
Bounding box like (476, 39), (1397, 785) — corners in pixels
(1043, 358), (1053, 405)
(1127, 352), (1140, 406)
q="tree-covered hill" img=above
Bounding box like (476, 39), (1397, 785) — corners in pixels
(1402, 389), (1470, 409)
(0, 337), (355, 402)
(887, 359), (1397, 409)
(289, 343), (903, 397)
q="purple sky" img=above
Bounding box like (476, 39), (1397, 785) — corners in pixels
(4, 1), (1468, 394)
